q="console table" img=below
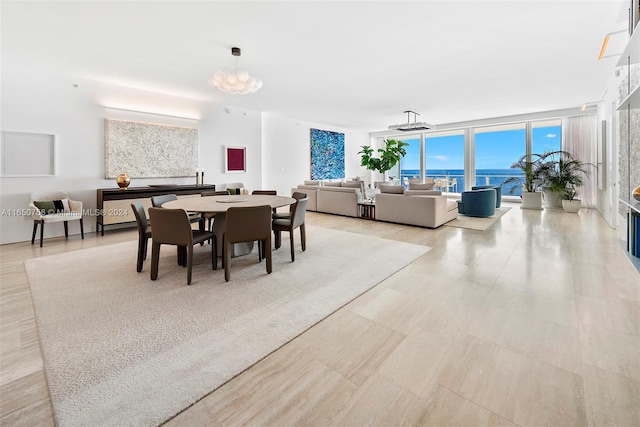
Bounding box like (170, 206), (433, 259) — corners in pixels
(96, 184), (216, 235)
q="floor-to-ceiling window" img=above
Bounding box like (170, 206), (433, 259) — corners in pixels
(425, 130), (465, 192)
(383, 117), (564, 197)
(474, 123), (526, 195)
(394, 134), (421, 186)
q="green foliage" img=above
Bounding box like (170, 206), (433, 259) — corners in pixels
(503, 150), (593, 196)
(561, 187), (580, 201)
(537, 150), (592, 193)
(358, 139), (409, 174)
(503, 153), (546, 194)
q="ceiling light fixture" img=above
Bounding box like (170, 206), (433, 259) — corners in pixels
(388, 110), (434, 131)
(209, 47), (263, 95)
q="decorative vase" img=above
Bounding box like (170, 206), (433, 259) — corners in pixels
(633, 185), (640, 201)
(116, 173), (131, 190)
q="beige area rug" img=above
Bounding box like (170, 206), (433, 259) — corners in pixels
(25, 226), (430, 426)
(445, 207), (512, 231)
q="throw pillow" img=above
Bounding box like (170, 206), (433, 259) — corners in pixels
(304, 180), (320, 186)
(323, 181), (342, 187)
(409, 182), (435, 190)
(34, 199), (69, 215)
(379, 184), (405, 194)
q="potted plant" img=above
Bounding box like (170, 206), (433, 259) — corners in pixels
(538, 150), (592, 209)
(503, 153), (545, 210)
(358, 139), (409, 186)
(561, 186), (582, 213)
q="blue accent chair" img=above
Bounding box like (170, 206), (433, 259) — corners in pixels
(457, 188), (496, 217)
(472, 185), (502, 208)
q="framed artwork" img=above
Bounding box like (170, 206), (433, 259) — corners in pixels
(310, 128), (344, 180)
(1, 131), (55, 176)
(225, 146), (246, 173)
(104, 119), (198, 178)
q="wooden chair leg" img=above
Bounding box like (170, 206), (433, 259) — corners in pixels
(151, 242), (161, 280)
(64, 221), (69, 238)
(186, 245), (194, 285)
(289, 230), (295, 262)
(31, 221), (38, 245)
(136, 236), (146, 272)
(211, 235), (217, 270)
(40, 222), (44, 247)
(224, 239), (232, 282)
(265, 235), (272, 274)
(300, 223), (306, 251)
(80, 218), (84, 239)
(274, 229), (282, 249)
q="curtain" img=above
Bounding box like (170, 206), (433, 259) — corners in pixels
(562, 115), (597, 208)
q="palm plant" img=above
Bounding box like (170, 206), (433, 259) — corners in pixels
(502, 153), (546, 195)
(538, 150), (592, 192)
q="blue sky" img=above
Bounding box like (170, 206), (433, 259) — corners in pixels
(400, 126), (561, 170)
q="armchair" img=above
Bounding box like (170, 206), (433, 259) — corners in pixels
(457, 188), (496, 218)
(30, 191), (84, 247)
(472, 185), (502, 208)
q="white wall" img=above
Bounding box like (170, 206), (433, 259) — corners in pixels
(261, 113), (370, 194)
(0, 66), (263, 244)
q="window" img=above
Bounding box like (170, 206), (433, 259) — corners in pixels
(397, 134), (421, 186)
(425, 130), (465, 192)
(474, 123), (526, 195)
(532, 119), (562, 154)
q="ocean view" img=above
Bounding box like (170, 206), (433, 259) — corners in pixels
(399, 169), (525, 196)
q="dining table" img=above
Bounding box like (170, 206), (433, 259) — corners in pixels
(162, 194), (296, 257)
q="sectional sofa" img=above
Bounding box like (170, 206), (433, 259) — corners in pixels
(292, 181), (458, 227)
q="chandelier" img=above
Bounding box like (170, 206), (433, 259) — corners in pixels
(209, 47), (263, 95)
(388, 110), (434, 131)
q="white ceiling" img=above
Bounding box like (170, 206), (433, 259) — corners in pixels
(1, 0), (630, 130)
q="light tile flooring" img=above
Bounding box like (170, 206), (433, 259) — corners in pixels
(1, 203), (639, 426)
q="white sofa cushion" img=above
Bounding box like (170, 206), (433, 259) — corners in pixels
(379, 184), (404, 194)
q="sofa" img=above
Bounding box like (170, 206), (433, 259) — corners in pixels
(375, 186), (459, 228)
(292, 180), (365, 215)
(316, 186), (363, 217)
(291, 184), (319, 211)
(457, 188), (496, 217)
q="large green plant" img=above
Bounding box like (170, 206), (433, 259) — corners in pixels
(503, 153), (546, 194)
(358, 139), (409, 174)
(537, 150), (592, 192)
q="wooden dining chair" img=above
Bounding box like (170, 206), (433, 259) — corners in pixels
(148, 207), (217, 285)
(131, 202), (152, 273)
(273, 191), (307, 219)
(223, 205), (272, 282)
(151, 194), (205, 230)
(272, 197), (309, 262)
(252, 190), (278, 213)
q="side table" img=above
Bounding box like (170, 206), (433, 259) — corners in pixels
(358, 200), (376, 220)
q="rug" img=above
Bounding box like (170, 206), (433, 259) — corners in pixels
(25, 226), (430, 426)
(444, 207), (512, 231)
